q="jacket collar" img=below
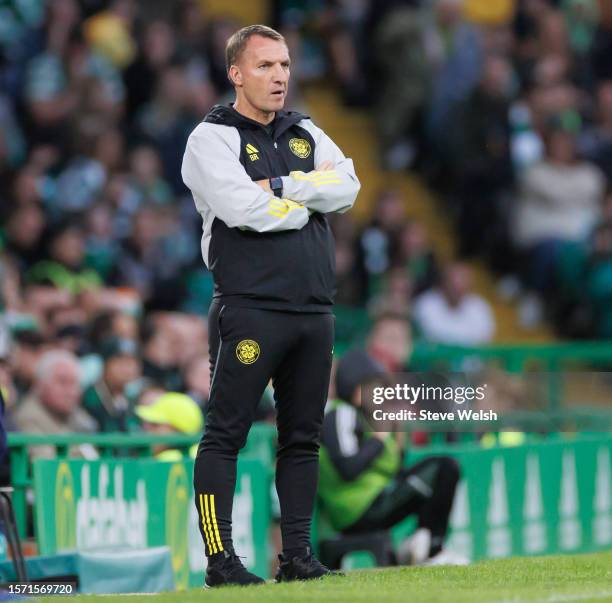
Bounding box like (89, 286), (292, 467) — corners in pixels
(203, 103), (308, 140)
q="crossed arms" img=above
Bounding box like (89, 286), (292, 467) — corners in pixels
(181, 120), (360, 233)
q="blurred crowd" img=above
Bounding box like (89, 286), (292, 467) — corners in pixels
(0, 0), (501, 450)
(0, 0), (240, 449)
(1, 0), (609, 454)
(354, 0), (612, 337)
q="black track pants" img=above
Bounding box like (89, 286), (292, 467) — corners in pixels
(343, 456), (460, 552)
(194, 302), (334, 557)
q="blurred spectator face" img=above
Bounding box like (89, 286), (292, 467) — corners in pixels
(29, 145), (60, 172)
(185, 355), (210, 400)
(179, 0), (206, 39)
(144, 326), (174, 367)
(374, 269), (413, 316)
(480, 55), (513, 98)
(534, 54), (569, 88)
(138, 385), (165, 406)
(597, 81), (612, 125)
(132, 207), (160, 249)
(435, 0), (465, 28)
(104, 354), (141, 393)
(442, 263), (472, 306)
(104, 174), (130, 208)
(189, 80), (216, 115)
(112, 313), (138, 340)
(87, 204), (113, 239)
(155, 313), (207, 367)
(386, 268), (413, 299)
(48, 0), (80, 29)
(13, 168), (42, 205)
(0, 260), (22, 311)
(7, 204), (45, 249)
(24, 286), (73, 323)
(603, 193), (612, 221)
(11, 332), (46, 389)
(143, 21), (175, 68)
(524, 0), (549, 18)
(157, 66), (189, 106)
(94, 129), (124, 170)
(546, 129), (576, 164)
(400, 222), (428, 257)
(593, 223), (612, 257)
(375, 191), (406, 230)
(368, 316), (413, 371)
(130, 146), (161, 184)
(50, 226), (86, 268)
(112, 0), (136, 23)
(47, 305), (86, 345)
(540, 11), (569, 56)
(35, 351), (81, 417)
(229, 34), (290, 114)
(530, 84), (579, 126)
(82, 79), (118, 116)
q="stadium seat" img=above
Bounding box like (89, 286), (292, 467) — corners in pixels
(318, 531), (396, 570)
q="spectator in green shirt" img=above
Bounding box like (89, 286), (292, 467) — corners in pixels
(82, 337), (141, 432)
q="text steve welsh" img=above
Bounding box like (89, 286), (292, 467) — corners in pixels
(372, 408), (499, 422)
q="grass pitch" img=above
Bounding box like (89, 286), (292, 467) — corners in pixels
(53, 551), (612, 603)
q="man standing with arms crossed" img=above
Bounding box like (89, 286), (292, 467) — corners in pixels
(181, 25), (360, 587)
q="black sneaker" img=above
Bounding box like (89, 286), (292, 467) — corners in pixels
(205, 550), (265, 587)
(275, 548), (342, 582)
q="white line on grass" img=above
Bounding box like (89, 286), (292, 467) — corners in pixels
(496, 591), (612, 603)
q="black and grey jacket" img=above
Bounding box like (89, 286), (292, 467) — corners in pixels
(181, 104), (360, 313)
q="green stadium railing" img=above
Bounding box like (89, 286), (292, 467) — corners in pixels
(410, 341), (612, 372)
(7, 423), (277, 538)
(409, 341), (612, 413)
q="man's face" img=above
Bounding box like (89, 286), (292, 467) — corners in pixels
(443, 265), (471, 306)
(369, 319), (413, 370)
(39, 360), (81, 417)
(231, 35), (290, 113)
(104, 355), (141, 393)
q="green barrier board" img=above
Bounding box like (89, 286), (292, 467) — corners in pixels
(32, 458), (271, 588)
(406, 435), (612, 560)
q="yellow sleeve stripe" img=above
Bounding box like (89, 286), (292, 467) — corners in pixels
(210, 495), (223, 552)
(291, 170), (339, 181)
(306, 180), (341, 186)
(267, 198), (305, 218)
(199, 494), (216, 554)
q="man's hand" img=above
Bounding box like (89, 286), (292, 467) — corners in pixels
(255, 179), (272, 193)
(255, 162), (335, 192)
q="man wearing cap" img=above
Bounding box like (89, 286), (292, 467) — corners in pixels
(136, 392), (203, 461)
(182, 24), (359, 587)
(82, 337), (142, 432)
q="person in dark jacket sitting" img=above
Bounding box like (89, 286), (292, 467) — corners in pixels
(319, 349), (466, 565)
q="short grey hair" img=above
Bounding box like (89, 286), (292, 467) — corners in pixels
(225, 24), (285, 74)
(36, 349), (79, 384)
